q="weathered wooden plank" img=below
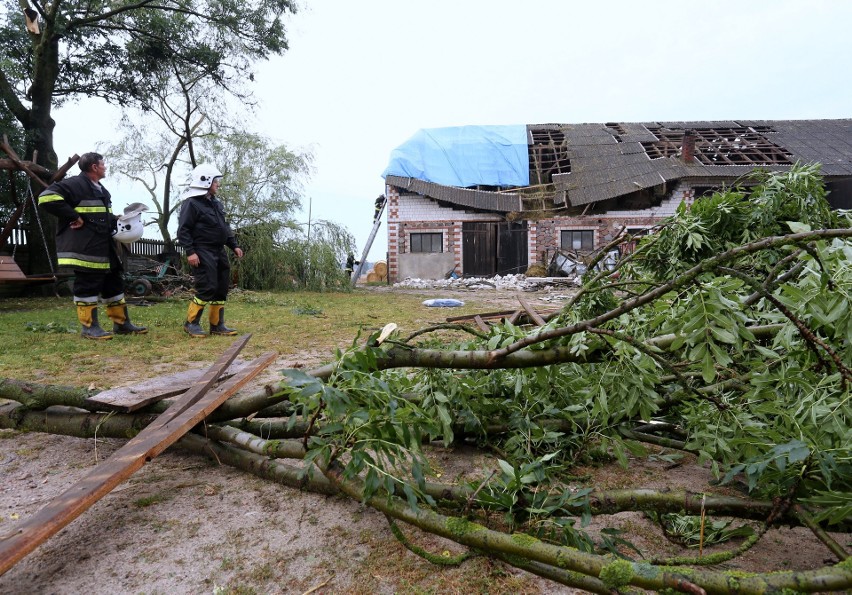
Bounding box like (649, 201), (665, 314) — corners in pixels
(472, 315), (490, 333)
(85, 363), (246, 412)
(0, 337), (274, 577)
(446, 308), (517, 322)
(519, 299), (546, 326)
(0, 260), (26, 280)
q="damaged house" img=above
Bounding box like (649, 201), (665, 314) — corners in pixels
(381, 119), (852, 282)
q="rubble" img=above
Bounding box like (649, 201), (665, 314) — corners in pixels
(393, 273), (581, 292)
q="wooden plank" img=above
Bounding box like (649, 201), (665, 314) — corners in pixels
(0, 337), (273, 577)
(472, 315), (489, 333)
(507, 310), (522, 325)
(0, 259), (26, 280)
(446, 308), (517, 322)
(519, 299), (546, 326)
(85, 363), (245, 412)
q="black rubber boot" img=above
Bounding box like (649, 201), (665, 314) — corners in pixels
(209, 305), (238, 336)
(107, 303), (148, 335)
(77, 305), (113, 340)
(184, 300), (207, 338)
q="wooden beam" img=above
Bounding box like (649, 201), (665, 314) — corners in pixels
(0, 136), (48, 189)
(472, 315), (489, 333)
(519, 299), (546, 326)
(0, 337), (274, 576)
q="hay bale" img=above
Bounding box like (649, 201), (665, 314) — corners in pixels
(525, 264), (547, 277)
(366, 272), (380, 282)
(373, 260), (388, 278)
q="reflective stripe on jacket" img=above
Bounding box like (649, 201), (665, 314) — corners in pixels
(38, 173), (116, 271)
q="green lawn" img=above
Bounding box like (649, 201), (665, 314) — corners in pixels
(0, 289), (494, 387)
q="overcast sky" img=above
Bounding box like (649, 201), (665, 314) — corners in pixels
(53, 0), (852, 260)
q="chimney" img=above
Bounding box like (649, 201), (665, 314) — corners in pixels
(681, 129), (696, 164)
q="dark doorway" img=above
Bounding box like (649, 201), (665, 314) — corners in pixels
(462, 221), (527, 277)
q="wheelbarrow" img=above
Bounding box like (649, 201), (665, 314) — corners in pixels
(124, 254), (177, 297)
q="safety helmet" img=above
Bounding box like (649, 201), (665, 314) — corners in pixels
(113, 203), (149, 244)
(181, 164), (223, 199)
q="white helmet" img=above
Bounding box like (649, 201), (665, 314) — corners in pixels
(113, 203), (149, 244)
(182, 164), (223, 199)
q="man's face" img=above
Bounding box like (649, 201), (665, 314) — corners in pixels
(209, 177), (221, 195)
(92, 160), (107, 180)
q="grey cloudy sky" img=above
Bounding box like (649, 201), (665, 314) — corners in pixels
(54, 0), (852, 259)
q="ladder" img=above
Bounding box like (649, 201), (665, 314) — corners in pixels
(351, 195), (386, 286)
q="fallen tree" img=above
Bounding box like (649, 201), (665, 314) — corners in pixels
(1, 165), (851, 593)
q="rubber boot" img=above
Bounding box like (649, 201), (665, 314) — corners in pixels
(107, 302), (148, 335)
(184, 300), (207, 338)
(77, 304), (113, 340)
(209, 304), (238, 336)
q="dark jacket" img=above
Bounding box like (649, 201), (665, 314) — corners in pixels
(177, 194), (239, 257)
(38, 173), (117, 271)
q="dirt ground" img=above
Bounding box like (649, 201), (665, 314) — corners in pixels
(0, 286), (848, 594)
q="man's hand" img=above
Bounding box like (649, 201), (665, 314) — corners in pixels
(69, 217), (84, 229)
(188, 253), (200, 267)
(234, 247), (244, 259)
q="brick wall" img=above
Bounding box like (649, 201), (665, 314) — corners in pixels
(386, 183), (697, 279)
(386, 186), (501, 282)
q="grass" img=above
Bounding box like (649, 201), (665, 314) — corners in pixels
(0, 288), (496, 387)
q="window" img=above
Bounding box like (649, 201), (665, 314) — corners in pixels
(561, 230), (594, 251)
(410, 232), (443, 253)
(621, 227), (652, 255)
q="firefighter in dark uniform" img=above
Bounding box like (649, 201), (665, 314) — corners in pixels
(38, 152), (147, 340)
(177, 164), (244, 338)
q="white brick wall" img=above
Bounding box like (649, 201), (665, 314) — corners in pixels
(395, 195), (502, 223)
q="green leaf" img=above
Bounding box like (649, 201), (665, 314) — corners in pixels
(702, 350), (716, 383)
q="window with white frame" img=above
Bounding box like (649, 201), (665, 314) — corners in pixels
(560, 229), (594, 251)
(410, 232), (443, 253)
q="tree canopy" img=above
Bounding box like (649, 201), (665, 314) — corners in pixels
(0, 0), (296, 169)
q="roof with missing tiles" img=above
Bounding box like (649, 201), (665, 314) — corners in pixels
(385, 119), (852, 211)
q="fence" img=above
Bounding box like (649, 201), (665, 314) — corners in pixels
(131, 238), (185, 257)
(2, 225), (184, 259)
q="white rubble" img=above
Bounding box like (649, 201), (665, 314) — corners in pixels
(393, 273), (580, 292)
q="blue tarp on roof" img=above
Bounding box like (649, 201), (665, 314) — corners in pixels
(382, 125), (530, 188)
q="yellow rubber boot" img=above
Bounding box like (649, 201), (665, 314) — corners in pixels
(209, 305), (238, 336)
(77, 304), (113, 340)
(184, 300), (207, 338)
(106, 301), (148, 335)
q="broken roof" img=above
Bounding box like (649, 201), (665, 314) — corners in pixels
(383, 119), (852, 211)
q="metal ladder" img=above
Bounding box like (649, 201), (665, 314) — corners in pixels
(351, 195), (386, 286)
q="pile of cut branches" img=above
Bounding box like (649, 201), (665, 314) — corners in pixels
(1, 165), (851, 593)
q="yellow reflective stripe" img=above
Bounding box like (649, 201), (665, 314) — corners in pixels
(75, 206), (109, 213)
(38, 193), (65, 204)
(57, 258), (111, 270)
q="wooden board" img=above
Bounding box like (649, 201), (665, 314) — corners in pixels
(0, 259), (26, 281)
(0, 338), (276, 577)
(519, 299), (546, 326)
(85, 362), (246, 412)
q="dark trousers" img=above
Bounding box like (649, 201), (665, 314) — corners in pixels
(73, 248), (124, 300)
(192, 245), (231, 303)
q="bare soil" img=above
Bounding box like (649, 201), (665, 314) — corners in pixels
(0, 287), (847, 594)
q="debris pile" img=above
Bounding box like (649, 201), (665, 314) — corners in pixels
(394, 273), (580, 291)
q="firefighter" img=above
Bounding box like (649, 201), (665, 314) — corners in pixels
(344, 253), (359, 279)
(177, 164), (244, 338)
(373, 194), (386, 222)
(38, 152), (147, 340)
